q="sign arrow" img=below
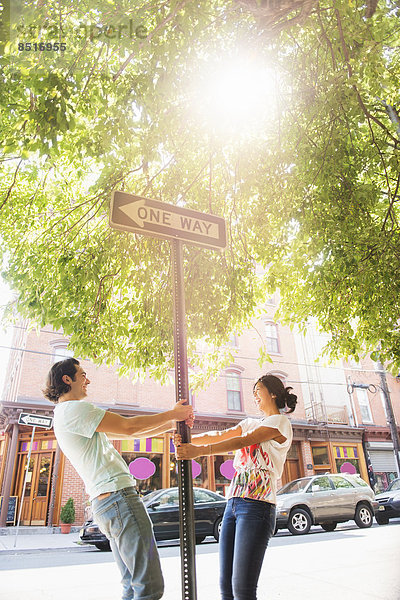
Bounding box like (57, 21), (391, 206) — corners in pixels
(119, 198), (146, 227)
(110, 192), (226, 250)
(18, 413), (53, 429)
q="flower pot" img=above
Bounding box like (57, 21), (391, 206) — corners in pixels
(60, 522), (72, 534)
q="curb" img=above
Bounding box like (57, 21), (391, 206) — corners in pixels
(0, 526), (82, 536)
(0, 545), (95, 555)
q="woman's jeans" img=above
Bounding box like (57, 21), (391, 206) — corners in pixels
(219, 497), (276, 600)
(92, 487), (164, 600)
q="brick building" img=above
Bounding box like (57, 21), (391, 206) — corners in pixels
(1, 301), (399, 528)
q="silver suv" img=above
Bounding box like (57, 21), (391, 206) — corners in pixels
(276, 473), (378, 535)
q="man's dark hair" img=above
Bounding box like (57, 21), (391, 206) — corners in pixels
(43, 358), (79, 404)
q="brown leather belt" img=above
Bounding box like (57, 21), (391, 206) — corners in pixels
(96, 492), (111, 501)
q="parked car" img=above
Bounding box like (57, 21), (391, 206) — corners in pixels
(80, 487), (226, 551)
(275, 473), (378, 535)
(375, 478), (400, 525)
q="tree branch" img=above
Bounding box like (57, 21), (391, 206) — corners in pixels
(335, 9), (398, 145)
(0, 159), (23, 211)
(179, 160), (210, 201)
(92, 269), (121, 324)
(141, 154), (176, 196)
(316, 7), (337, 70)
(112, 1), (187, 82)
(381, 169), (400, 231)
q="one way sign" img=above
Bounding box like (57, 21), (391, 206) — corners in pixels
(110, 191), (226, 249)
(18, 413), (53, 429)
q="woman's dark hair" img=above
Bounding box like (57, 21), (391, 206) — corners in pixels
(43, 358), (80, 404)
(253, 373), (297, 414)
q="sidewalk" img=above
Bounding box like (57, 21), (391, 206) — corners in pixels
(0, 526), (83, 553)
(1, 524), (399, 600)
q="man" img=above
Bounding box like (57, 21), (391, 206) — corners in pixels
(44, 357), (193, 600)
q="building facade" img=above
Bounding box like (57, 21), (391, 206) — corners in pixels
(1, 304), (399, 528)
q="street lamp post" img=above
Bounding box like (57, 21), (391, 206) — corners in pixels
(375, 360), (400, 478)
(349, 369), (400, 478)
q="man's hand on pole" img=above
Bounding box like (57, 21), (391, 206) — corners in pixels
(171, 399), (194, 427)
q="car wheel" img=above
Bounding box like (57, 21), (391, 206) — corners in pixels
(321, 522), (337, 532)
(354, 504), (373, 528)
(375, 514), (389, 525)
(287, 508), (312, 535)
(94, 541), (111, 551)
(214, 517), (223, 542)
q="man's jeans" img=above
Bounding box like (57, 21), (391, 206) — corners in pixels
(219, 497), (276, 600)
(92, 487), (164, 600)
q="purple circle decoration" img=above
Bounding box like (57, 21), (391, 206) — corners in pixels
(340, 461), (357, 475)
(129, 457), (156, 480)
(220, 460), (235, 480)
(192, 460), (202, 479)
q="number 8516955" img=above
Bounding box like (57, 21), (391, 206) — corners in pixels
(18, 42), (66, 51)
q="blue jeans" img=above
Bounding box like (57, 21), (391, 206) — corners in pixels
(219, 497), (276, 600)
(92, 487), (164, 600)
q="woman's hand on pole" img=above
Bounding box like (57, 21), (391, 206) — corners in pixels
(173, 432), (182, 447)
(185, 413), (195, 428)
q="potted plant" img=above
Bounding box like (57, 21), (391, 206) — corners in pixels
(60, 497), (75, 533)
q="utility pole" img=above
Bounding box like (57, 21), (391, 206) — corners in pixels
(376, 360), (400, 477)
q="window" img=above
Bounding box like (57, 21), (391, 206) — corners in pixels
(121, 453), (161, 495)
(331, 476), (354, 489)
(268, 371), (287, 385)
(348, 357), (362, 369)
(278, 478), (312, 495)
(51, 343), (73, 364)
(188, 388), (195, 410)
(226, 371), (242, 411)
(265, 322), (279, 353)
(286, 443), (299, 460)
(227, 332), (238, 347)
(334, 445), (360, 476)
(194, 489), (216, 504)
(311, 445), (330, 467)
(356, 388), (373, 423)
(307, 476), (332, 492)
(158, 489), (179, 506)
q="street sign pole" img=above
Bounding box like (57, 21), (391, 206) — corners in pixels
(109, 191), (226, 600)
(14, 413), (53, 545)
(171, 239), (197, 600)
(14, 426), (36, 547)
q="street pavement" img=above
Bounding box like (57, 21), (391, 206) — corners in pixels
(0, 521), (399, 600)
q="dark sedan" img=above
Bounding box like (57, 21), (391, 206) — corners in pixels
(80, 487), (226, 550)
(375, 478), (400, 525)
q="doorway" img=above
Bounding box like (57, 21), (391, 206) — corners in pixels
(281, 442), (302, 486)
(15, 452), (54, 525)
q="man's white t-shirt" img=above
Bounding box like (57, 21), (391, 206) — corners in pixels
(53, 400), (133, 501)
(227, 414), (293, 505)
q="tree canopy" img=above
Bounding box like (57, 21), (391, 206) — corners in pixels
(1, 0), (400, 381)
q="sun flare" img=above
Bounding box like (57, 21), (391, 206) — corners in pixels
(191, 55), (279, 134)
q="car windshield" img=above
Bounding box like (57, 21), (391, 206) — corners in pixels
(142, 490), (163, 505)
(388, 479), (400, 491)
(277, 478), (312, 495)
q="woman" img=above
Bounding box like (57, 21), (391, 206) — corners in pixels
(175, 373), (297, 600)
